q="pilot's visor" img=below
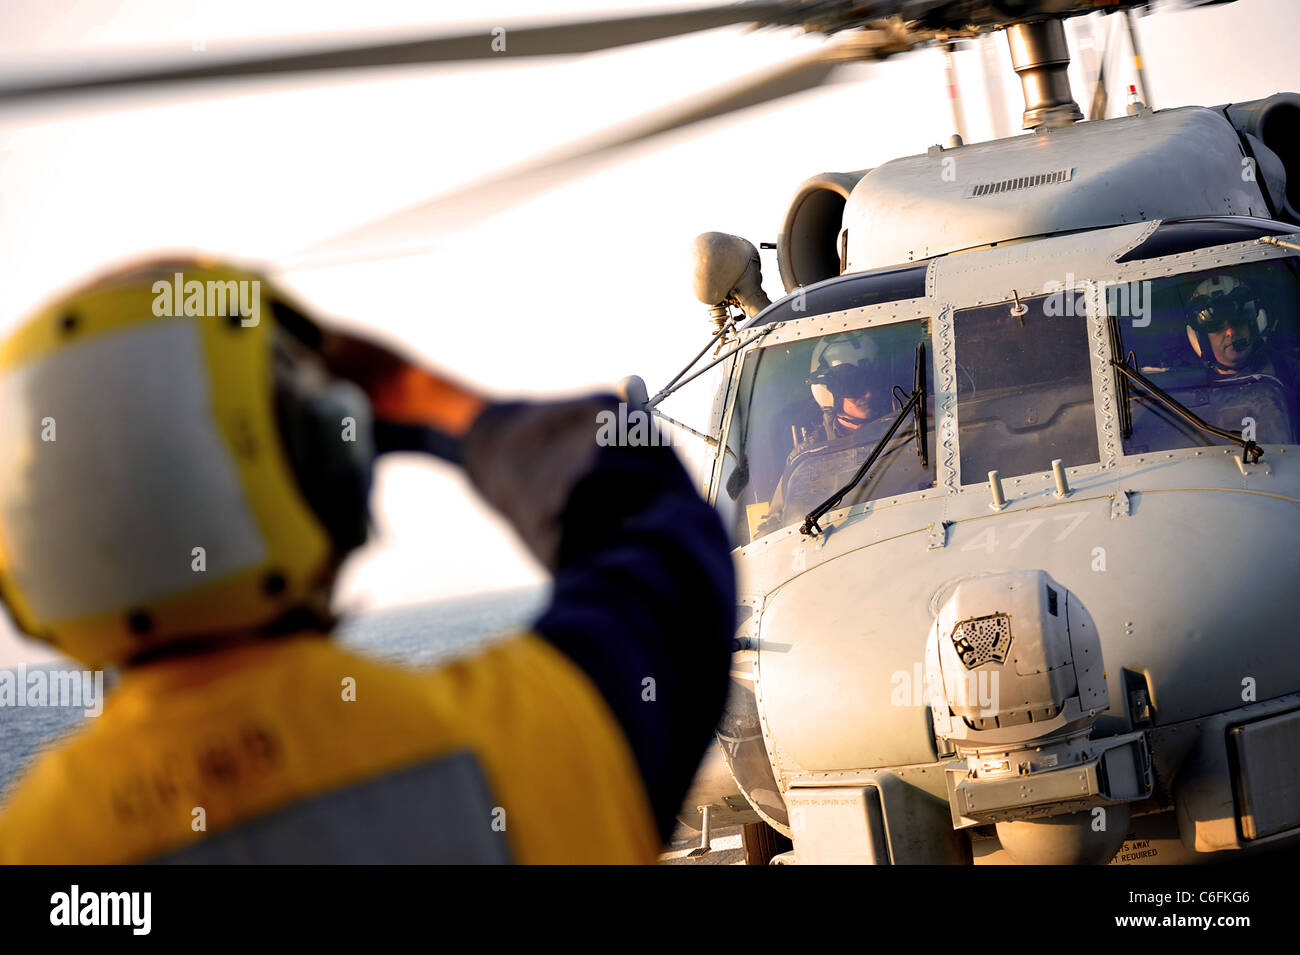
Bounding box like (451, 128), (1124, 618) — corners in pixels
(1190, 289), (1259, 332)
(808, 362), (871, 408)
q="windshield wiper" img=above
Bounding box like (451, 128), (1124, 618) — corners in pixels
(1109, 357), (1264, 463)
(802, 342), (928, 536)
(1107, 316), (1133, 440)
(892, 341), (929, 468)
(913, 341), (928, 468)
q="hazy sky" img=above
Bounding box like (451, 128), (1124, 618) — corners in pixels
(0, 0), (1295, 665)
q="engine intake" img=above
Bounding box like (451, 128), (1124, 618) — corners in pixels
(1224, 92), (1300, 223)
(776, 171), (868, 293)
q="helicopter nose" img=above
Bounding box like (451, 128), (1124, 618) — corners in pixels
(925, 571), (1151, 864)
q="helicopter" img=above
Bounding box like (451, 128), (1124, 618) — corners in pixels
(2, 0), (1298, 866)
(644, 3), (1300, 865)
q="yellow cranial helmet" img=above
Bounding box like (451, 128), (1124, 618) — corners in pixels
(0, 257), (374, 666)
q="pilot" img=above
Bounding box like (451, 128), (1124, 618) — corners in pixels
(0, 257), (735, 863)
(756, 333), (885, 535)
(1185, 274), (1271, 375)
(807, 333), (882, 442)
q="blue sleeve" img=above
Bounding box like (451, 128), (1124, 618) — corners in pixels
(463, 398), (735, 841)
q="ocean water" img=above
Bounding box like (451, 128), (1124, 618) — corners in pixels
(0, 586), (546, 799)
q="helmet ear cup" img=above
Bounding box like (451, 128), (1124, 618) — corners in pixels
(1186, 324), (1204, 358)
(304, 380), (374, 556)
(273, 340), (375, 561)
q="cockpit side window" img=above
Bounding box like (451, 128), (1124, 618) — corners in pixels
(954, 293), (1099, 484)
(718, 320), (934, 547)
(1114, 218), (1296, 263)
(1110, 258), (1300, 453)
(741, 265), (929, 329)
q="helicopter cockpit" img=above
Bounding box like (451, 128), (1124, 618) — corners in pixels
(715, 239), (1300, 550)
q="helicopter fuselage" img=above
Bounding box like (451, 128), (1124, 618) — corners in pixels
(701, 104), (1300, 862)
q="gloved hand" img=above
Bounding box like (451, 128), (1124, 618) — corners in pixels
(317, 327), (486, 462)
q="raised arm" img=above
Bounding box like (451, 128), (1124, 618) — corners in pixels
(320, 329), (735, 841)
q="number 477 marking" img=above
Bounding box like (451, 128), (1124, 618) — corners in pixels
(960, 512), (1089, 554)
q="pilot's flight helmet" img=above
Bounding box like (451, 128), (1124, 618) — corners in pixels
(0, 257), (375, 667)
(807, 333), (879, 413)
(1185, 274), (1268, 370)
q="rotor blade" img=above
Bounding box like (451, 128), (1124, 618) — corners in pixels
(1073, 14), (1102, 118)
(979, 32), (1010, 141)
(284, 42), (877, 268)
(1088, 14), (1119, 121)
(0, 1), (789, 105)
(1124, 7), (1151, 108)
(941, 41), (966, 143)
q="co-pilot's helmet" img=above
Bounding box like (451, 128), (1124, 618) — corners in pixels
(1185, 274), (1268, 372)
(0, 257), (374, 667)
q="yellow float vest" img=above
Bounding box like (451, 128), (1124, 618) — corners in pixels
(0, 633), (659, 864)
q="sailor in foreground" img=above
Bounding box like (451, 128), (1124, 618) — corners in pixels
(0, 257), (734, 863)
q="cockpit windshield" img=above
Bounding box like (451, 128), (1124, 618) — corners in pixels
(717, 320), (934, 546)
(954, 291), (1100, 483)
(715, 254), (1300, 549)
(1110, 257), (1300, 453)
